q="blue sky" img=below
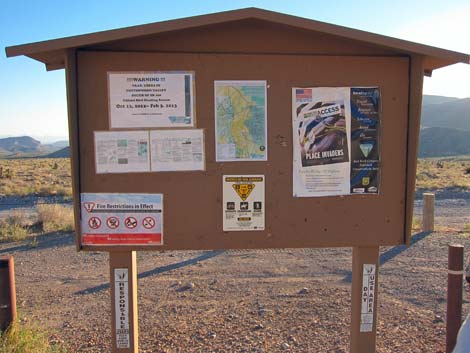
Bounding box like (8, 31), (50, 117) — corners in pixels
(1, 0), (469, 142)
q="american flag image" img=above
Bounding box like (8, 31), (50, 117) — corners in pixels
(296, 88), (312, 102)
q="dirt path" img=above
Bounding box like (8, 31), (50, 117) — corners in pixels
(1, 228), (469, 353)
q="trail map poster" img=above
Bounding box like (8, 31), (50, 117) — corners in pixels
(215, 81), (267, 162)
(108, 71), (195, 128)
(292, 87), (380, 197)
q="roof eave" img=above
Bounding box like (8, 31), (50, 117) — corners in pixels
(5, 7), (470, 72)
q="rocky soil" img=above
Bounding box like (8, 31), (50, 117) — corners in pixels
(0, 191), (469, 353)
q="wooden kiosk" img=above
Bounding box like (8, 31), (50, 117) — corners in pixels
(6, 8), (469, 353)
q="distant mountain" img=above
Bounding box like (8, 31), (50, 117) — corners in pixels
(421, 97), (470, 131)
(418, 127), (470, 158)
(43, 140), (69, 149)
(422, 95), (460, 106)
(44, 146), (70, 158)
(0, 136), (41, 153)
(0, 136), (69, 158)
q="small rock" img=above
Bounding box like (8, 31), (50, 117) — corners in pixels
(258, 308), (272, 316)
(281, 342), (290, 350)
(207, 332), (216, 339)
(433, 315), (444, 323)
(178, 282), (195, 291)
(253, 323), (264, 330)
(298, 287), (309, 294)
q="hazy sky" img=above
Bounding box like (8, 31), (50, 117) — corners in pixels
(1, 0), (469, 141)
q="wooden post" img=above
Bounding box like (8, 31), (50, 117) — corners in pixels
(351, 246), (380, 353)
(0, 256), (17, 331)
(422, 193), (435, 232)
(110, 251), (138, 353)
(446, 244), (464, 353)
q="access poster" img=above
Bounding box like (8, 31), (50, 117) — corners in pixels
(292, 87), (380, 197)
(222, 175), (265, 231)
(81, 193), (163, 246)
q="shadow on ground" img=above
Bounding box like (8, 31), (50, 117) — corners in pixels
(341, 231), (433, 283)
(75, 250), (224, 295)
(0, 232), (74, 254)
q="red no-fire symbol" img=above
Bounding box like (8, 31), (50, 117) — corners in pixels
(88, 216), (101, 229)
(124, 216), (138, 229)
(142, 216), (156, 229)
(106, 216), (119, 229)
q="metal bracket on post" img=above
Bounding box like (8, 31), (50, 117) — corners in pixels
(351, 246), (380, 353)
(110, 251), (139, 353)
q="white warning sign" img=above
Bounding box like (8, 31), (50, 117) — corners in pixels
(80, 193), (163, 246)
(223, 175), (265, 231)
(360, 264), (376, 332)
(114, 268), (130, 349)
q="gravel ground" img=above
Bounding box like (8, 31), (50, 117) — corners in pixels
(0, 191), (469, 353)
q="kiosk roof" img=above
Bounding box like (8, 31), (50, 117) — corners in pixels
(5, 7), (469, 73)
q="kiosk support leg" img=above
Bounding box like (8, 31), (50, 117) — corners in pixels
(350, 246), (380, 353)
(110, 251), (138, 353)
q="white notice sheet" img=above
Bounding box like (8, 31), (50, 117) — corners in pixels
(150, 129), (205, 172)
(94, 131), (150, 174)
(108, 71), (195, 128)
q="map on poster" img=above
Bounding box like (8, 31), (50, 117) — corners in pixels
(223, 175), (265, 231)
(81, 193), (163, 246)
(215, 81), (267, 162)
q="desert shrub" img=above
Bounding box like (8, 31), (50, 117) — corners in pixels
(36, 204), (74, 233)
(0, 319), (67, 353)
(0, 211), (30, 242)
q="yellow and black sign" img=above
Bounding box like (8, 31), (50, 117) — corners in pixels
(232, 183), (255, 201)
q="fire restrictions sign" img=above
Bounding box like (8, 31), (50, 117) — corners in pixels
(80, 193), (163, 246)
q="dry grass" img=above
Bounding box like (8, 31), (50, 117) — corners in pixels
(415, 157), (470, 191)
(0, 158), (72, 197)
(0, 206), (74, 242)
(0, 319), (67, 353)
(0, 211), (31, 242)
(36, 204), (74, 233)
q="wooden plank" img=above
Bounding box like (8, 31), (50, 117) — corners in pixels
(350, 246), (380, 353)
(404, 55), (424, 244)
(65, 49), (82, 251)
(110, 252), (138, 353)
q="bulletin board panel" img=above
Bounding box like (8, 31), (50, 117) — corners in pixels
(76, 50), (409, 251)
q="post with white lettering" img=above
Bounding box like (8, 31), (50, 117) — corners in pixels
(110, 251), (138, 353)
(350, 246), (380, 353)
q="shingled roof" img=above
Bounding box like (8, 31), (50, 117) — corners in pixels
(6, 7), (469, 73)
